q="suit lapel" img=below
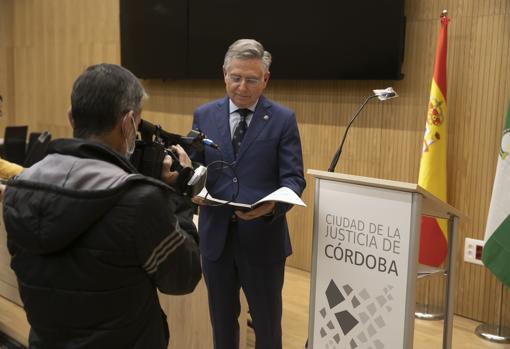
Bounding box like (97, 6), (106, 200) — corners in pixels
(236, 96), (272, 162)
(212, 97), (235, 160)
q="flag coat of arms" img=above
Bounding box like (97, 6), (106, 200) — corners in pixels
(482, 99), (510, 288)
(418, 13), (450, 267)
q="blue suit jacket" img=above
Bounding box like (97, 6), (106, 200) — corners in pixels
(192, 96), (306, 264)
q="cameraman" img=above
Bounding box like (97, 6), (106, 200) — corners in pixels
(3, 64), (201, 349)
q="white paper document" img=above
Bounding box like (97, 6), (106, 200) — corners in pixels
(196, 187), (306, 211)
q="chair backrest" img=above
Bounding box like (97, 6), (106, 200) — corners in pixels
(4, 125), (28, 141)
(3, 125), (28, 165)
(24, 131), (52, 167)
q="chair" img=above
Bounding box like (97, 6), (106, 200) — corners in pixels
(24, 131), (51, 167)
(26, 132), (42, 155)
(3, 126), (28, 165)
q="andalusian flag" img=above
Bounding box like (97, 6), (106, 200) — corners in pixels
(418, 12), (450, 267)
(482, 99), (510, 288)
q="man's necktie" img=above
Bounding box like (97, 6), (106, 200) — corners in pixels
(232, 108), (250, 157)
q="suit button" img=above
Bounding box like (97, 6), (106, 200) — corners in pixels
(231, 214), (237, 222)
(233, 177), (238, 183)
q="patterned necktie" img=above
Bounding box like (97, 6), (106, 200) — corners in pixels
(232, 108), (250, 157)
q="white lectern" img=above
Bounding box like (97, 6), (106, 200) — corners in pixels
(307, 170), (462, 349)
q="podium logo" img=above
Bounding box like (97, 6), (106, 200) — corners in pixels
(317, 279), (394, 348)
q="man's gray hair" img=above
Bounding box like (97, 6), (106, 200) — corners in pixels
(223, 39), (272, 72)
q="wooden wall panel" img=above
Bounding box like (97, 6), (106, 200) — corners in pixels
(2, 0), (510, 327)
(444, 4), (510, 326)
(11, 0), (120, 138)
(0, 0), (15, 130)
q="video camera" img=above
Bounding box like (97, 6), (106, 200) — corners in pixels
(130, 119), (207, 196)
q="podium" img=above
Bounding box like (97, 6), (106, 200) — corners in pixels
(307, 170), (462, 349)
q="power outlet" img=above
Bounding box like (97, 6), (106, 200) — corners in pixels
(464, 238), (484, 265)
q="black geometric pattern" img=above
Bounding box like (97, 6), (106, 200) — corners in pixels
(317, 280), (394, 349)
(334, 310), (358, 335)
(326, 279), (345, 309)
(351, 296), (360, 308)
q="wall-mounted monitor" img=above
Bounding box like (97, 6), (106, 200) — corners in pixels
(120, 0), (406, 80)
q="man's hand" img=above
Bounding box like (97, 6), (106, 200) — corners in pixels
(160, 155), (178, 185)
(191, 196), (206, 206)
(235, 201), (276, 221)
(170, 144), (192, 168)
(160, 145), (192, 186)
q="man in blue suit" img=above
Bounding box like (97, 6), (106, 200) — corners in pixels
(192, 39), (306, 349)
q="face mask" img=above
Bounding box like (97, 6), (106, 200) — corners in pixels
(125, 115), (137, 158)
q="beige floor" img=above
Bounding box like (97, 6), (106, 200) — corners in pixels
(0, 296), (29, 346)
(1, 267), (509, 348)
(248, 267), (510, 349)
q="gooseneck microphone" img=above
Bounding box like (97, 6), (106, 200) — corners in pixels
(373, 87), (399, 101)
(327, 87), (398, 172)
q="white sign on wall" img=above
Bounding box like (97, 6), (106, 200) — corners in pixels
(310, 179), (415, 349)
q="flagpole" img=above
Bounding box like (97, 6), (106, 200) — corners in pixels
(498, 283), (505, 336)
(475, 283), (510, 343)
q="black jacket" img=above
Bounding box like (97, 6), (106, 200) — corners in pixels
(3, 139), (202, 349)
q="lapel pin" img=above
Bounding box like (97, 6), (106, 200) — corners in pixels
(263, 115), (269, 120)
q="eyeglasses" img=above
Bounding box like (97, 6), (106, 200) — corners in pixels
(227, 74), (261, 86)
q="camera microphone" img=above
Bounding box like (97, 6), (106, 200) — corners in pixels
(138, 119), (219, 150)
(138, 119), (181, 145)
(179, 131), (219, 150)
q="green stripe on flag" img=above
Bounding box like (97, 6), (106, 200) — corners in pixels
(482, 214), (510, 288)
(483, 97), (510, 288)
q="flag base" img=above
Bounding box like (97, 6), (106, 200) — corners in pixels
(414, 303), (444, 320)
(475, 324), (510, 343)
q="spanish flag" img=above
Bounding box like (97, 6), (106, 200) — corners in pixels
(418, 11), (450, 267)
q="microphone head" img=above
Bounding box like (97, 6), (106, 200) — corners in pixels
(373, 87), (398, 101)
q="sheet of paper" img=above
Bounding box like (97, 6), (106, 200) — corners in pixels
(196, 187), (306, 209)
(253, 187), (306, 207)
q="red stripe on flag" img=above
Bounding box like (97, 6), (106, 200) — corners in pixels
(419, 216), (448, 267)
(433, 16), (449, 99)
